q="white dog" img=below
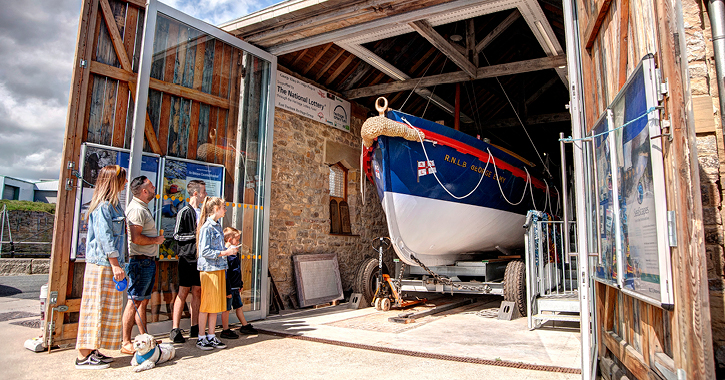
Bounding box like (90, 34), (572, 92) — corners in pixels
(130, 333), (176, 372)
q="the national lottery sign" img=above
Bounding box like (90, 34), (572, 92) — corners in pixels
(276, 71), (351, 132)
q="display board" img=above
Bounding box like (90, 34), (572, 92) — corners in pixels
(612, 57), (673, 306)
(592, 113), (618, 287)
(158, 157), (225, 260)
(72, 143), (160, 261)
(590, 56), (673, 307)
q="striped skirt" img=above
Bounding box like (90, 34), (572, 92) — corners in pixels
(75, 263), (123, 350)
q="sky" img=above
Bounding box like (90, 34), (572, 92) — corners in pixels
(0, 0), (276, 181)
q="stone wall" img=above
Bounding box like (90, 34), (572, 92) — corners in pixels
(0, 210), (54, 257)
(268, 107), (391, 307)
(683, 0), (725, 372)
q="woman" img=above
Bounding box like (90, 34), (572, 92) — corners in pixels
(75, 165), (127, 370)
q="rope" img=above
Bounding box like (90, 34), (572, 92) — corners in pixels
(487, 148), (534, 208)
(559, 107), (658, 142)
(481, 53), (550, 178)
(405, 118), (491, 200)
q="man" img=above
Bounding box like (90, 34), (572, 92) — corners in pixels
(121, 176), (165, 354)
(169, 180), (207, 343)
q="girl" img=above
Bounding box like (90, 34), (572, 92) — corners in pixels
(195, 197), (238, 350)
(75, 165), (127, 369)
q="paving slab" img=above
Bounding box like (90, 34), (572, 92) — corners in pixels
(255, 295), (582, 369)
(1, 293), (581, 379)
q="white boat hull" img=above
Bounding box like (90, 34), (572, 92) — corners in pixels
(383, 192), (526, 266)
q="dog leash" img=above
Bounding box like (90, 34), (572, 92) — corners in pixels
(114, 278), (148, 334)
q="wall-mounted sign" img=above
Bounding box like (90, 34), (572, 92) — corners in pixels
(590, 55), (673, 308)
(72, 143), (160, 261)
(275, 71), (351, 132)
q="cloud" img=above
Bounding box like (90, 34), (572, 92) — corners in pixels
(0, 0), (275, 181)
(162, 0), (269, 26)
(0, 0), (79, 180)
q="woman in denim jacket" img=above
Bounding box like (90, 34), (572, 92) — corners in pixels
(75, 165), (127, 370)
(194, 197), (238, 349)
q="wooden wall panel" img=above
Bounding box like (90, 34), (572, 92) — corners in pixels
(581, 0), (715, 376)
(50, 0), (266, 346)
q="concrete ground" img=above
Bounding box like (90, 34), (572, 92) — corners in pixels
(0, 276), (581, 379)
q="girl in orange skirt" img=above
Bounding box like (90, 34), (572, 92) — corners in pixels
(195, 197), (238, 350)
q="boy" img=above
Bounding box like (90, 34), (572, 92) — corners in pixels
(220, 227), (258, 339)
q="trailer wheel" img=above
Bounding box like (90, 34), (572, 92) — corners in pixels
(354, 257), (388, 307)
(503, 260), (527, 317)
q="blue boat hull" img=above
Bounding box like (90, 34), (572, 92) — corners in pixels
(368, 110), (549, 266)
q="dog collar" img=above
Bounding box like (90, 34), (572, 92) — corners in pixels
(135, 347), (157, 364)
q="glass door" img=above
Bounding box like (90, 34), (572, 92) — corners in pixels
(128, 0), (275, 326)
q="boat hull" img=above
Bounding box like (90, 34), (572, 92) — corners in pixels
(368, 110), (549, 266)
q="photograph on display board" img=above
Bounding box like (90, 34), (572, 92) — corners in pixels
(73, 144), (160, 261)
(593, 116), (618, 286)
(158, 158), (225, 261)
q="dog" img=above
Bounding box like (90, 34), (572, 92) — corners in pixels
(130, 333), (176, 372)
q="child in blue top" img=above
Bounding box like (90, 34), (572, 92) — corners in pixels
(219, 227), (258, 339)
(195, 197), (237, 350)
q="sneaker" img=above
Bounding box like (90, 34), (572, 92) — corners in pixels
(220, 329), (239, 339)
(91, 350), (113, 363)
(207, 336), (227, 349)
(238, 324), (258, 335)
(195, 337), (214, 351)
(170, 328), (186, 343)
(75, 354), (110, 370)
(189, 325), (199, 339)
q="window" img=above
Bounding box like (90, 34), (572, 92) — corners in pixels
(329, 164), (346, 199)
(329, 163), (351, 234)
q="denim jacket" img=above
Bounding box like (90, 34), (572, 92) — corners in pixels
(85, 201), (126, 267)
(196, 217), (228, 272)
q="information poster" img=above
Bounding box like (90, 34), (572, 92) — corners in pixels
(73, 144), (160, 261)
(159, 157), (225, 260)
(612, 58), (670, 304)
(275, 71), (351, 132)
(590, 56), (673, 307)
(592, 115), (618, 286)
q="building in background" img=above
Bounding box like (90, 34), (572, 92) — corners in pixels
(0, 176), (59, 203)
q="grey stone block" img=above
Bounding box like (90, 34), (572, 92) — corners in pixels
(31, 259), (50, 275)
(0, 259), (33, 276)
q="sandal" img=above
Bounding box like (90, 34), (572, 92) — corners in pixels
(120, 344), (134, 355)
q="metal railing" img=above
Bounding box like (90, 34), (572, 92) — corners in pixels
(524, 212), (579, 329)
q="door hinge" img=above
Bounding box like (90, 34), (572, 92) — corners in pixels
(667, 211), (677, 247)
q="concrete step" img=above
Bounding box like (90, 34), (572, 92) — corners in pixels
(537, 297), (580, 313)
(532, 313), (581, 323)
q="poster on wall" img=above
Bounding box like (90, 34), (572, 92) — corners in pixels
(275, 71), (351, 132)
(592, 114), (618, 287)
(72, 143), (160, 261)
(611, 56), (673, 306)
(158, 157), (225, 260)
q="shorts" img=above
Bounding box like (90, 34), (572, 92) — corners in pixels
(125, 256), (156, 301)
(226, 288), (243, 311)
(177, 256), (201, 288)
(199, 270), (226, 313)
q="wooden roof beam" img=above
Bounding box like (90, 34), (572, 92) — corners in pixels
(525, 76), (560, 106)
(475, 9), (520, 54)
(339, 42), (473, 121)
(409, 20), (477, 77)
(344, 55), (567, 99)
(480, 112), (571, 129)
(315, 48), (345, 81)
(302, 42), (333, 75)
(466, 19), (478, 67)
